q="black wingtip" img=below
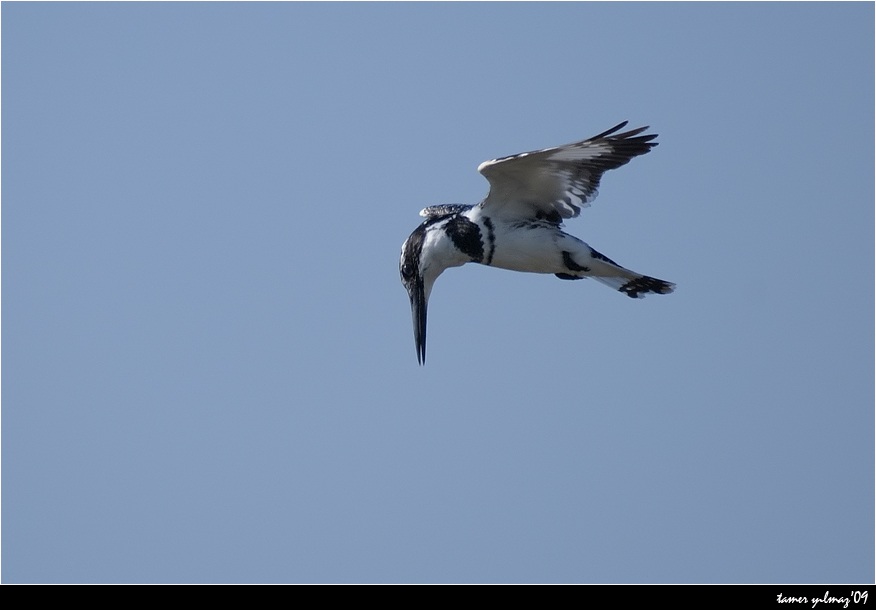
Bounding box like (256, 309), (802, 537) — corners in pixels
(591, 122), (657, 146)
(592, 121), (629, 139)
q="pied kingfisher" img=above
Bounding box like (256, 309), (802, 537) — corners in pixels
(399, 122), (675, 364)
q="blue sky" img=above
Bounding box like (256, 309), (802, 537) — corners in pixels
(3, 2), (873, 583)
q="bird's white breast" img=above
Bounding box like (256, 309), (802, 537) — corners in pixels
(487, 222), (582, 274)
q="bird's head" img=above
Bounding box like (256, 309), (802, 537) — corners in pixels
(400, 210), (475, 364)
(399, 222), (437, 365)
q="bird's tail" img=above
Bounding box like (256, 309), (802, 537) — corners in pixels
(588, 248), (675, 298)
(554, 246), (675, 298)
(592, 273), (675, 298)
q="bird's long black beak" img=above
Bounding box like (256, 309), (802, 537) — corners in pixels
(408, 278), (427, 365)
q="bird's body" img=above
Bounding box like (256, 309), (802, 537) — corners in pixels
(400, 122), (674, 364)
(466, 204), (585, 275)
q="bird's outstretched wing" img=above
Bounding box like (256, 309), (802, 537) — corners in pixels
(476, 122), (657, 222)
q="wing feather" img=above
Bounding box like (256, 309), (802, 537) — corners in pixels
(476, 122), (657, 222)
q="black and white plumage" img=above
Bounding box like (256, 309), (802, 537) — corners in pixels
(399, 122), (674, 364)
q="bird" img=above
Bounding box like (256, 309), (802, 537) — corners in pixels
(399, 121), (674, 365)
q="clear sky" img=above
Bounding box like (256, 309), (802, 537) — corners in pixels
(3, 2), (873, 584)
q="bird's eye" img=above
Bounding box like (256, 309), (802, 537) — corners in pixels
(401, 263), (414, 280)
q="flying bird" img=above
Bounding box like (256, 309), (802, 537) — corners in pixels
(399, 121), (674, 364)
